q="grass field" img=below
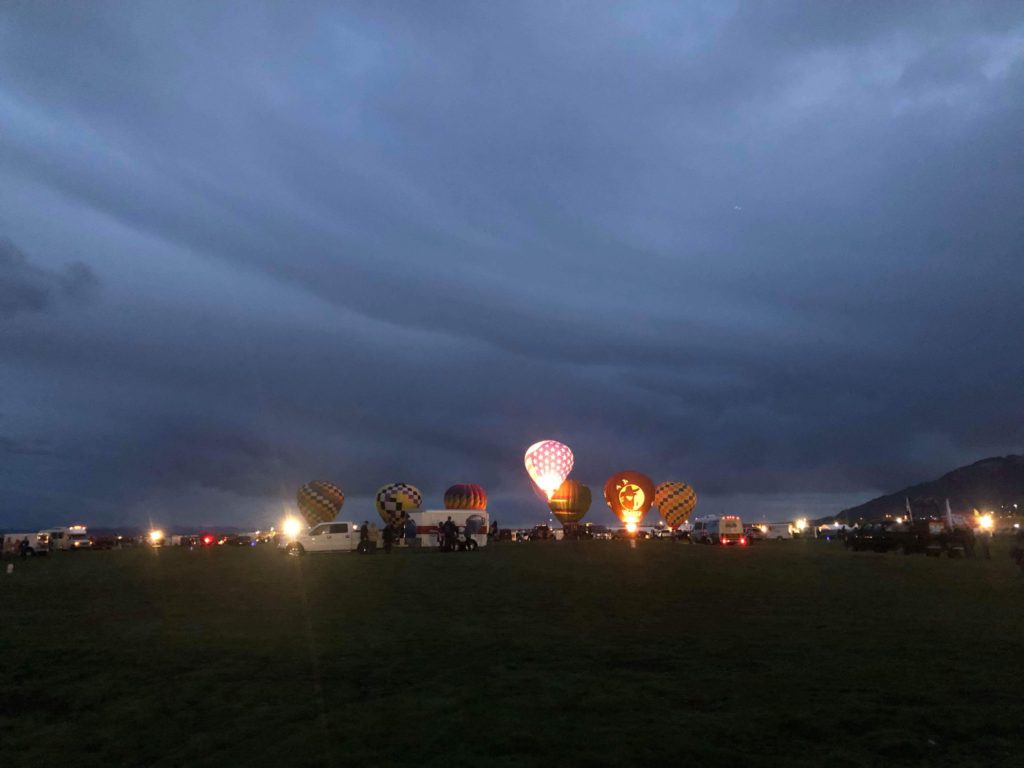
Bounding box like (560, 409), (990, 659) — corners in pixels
(2, 539), (1021, 767)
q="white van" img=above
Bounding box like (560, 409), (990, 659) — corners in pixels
(691, 515), (745, 545)
(763, 523), (792, 540)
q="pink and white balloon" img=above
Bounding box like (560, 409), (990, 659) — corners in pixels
(524, 440), (574, 499)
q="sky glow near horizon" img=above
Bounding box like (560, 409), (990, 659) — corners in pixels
(1, 2), (1023, 528)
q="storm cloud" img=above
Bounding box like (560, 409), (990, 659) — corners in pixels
(1, 2), (1022, 528)
(0, 238), (98, 318)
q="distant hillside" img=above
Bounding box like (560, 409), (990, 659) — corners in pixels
(839, 455), (1024, 522)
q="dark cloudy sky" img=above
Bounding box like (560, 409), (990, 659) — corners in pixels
(2, 1), (1022, 529)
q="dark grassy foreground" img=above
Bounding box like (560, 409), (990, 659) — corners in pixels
(2, 540), (1021, 767)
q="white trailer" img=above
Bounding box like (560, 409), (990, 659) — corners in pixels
(409, 509), (489, 549)
(2, 532), (50, 556)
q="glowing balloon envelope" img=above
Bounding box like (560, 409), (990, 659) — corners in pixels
(524, 440), (574, 499)
(654, 481), (698, 529)
(548, 479), (592, 525)
(604, 470), (655, 530)
(296, 481), (345, 527)
(375, 482), (423, 524)
(444, 484), (488, 510)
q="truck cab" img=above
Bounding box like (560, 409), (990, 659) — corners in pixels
(279, 521), (358, 556)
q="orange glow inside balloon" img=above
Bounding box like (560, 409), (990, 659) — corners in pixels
(524, 440), (574, 499)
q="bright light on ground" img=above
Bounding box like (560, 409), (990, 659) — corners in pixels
(979, 514), (994, 530)
(149, 529), (164, 544)
(282, 517), (303, 538)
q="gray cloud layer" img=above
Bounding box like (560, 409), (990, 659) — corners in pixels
(1, 2), (1022, 528)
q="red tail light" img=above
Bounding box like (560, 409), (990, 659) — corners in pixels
(740, 537), (747, 545)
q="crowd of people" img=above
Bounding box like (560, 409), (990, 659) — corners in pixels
(352, 515), (498, 554)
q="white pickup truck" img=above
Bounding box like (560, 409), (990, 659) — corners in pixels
(279, 521), (359, 556)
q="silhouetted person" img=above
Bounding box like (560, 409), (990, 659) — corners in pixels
(977, 528), (992, 560)
(443, 517), (456, 552)
(383, 523), (394, 554)
(19, 537), (30, 558)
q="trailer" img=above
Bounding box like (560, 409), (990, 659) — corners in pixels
(2, 532), (50, 556)
(409, 509), (489, 550)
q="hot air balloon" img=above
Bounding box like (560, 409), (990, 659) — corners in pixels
(654, 481), (698, 529)
(375, 482), (422, 524)
(548, 479), (592, 525)
(524, 440), (574, 499)
(604, 470), (655, 532)
(296, 481), (345, 527)
(444, 484), (488, 510)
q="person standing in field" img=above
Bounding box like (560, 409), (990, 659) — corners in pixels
(404, 515), (417, 547)
(977, 527), (992, 560)
(1012, 530), (1024, 576)
(382, 523), (394, 554)
(359, 521), (369, 554)
(443, 517), (456, 552)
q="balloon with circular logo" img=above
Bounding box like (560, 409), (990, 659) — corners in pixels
(604, 470), (655, 530)
(444, 483), (488, 510)
(524, 440), (574, 499)
(375, 482), (423, 524)
(296, 481), (345, 527)
(548, 479), (592, 525)
(654, 481), (698, 529)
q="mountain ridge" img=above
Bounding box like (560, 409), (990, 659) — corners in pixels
(838, 454), (1024, 522)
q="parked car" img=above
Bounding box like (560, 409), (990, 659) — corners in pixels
(848, 521), (901, 552)
(850, 519), (975, 557)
